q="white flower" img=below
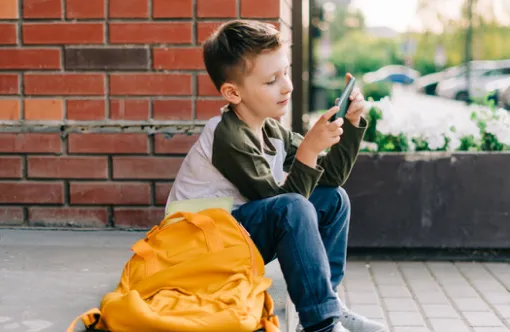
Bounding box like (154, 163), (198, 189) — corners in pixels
(361, 141), (378, 152)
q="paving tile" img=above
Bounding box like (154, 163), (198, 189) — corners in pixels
(393, 328), (431, 332)
(346, 291), (380, 305)
(387, 311), (426, 326)
(382, 298), (420, 311)
(415, 291), (451, 304)
(349, 304), (385, 319)
(473, 328), (510, 332)
(429, 318), (470, 332)
(443, 285), (480, 297)
(452, 297), (492, 311)
(378, 285), (413, 298)
(422, 304), (460, 318)
(493, 305), (510, 319)
(484, 293), (510, 305)
(464, 312), (504, 327)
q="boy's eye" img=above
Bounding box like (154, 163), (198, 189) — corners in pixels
(266, 78), (277, 85)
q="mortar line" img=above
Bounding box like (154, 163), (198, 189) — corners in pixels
(396, 262), (436, 331)
(481, 263), (510, 292)
(367, 262), (391, 329)
(424, 262), (476, 332)
(453, 262), (510, 329)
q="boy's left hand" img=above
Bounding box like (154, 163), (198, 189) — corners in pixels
(345, 86), (365, 127)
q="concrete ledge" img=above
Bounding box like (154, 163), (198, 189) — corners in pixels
(345, 152), (510, 249)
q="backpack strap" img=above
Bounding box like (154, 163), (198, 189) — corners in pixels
(171, 211), (224, 252)
(66, 308), (107, 332)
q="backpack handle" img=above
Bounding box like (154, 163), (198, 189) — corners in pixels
(170, 211), (224, 252)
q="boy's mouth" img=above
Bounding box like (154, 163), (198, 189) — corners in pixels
(277, 99), (289, 105)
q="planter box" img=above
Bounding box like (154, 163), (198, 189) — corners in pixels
(344, 152), (510, 249)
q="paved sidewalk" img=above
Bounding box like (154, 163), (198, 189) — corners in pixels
(1, 229), (510, 332)
(337, 261), (510, 332)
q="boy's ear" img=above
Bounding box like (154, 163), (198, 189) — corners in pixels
(220, 83), (242, 105)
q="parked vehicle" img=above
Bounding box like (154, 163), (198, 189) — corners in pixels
(497, 84), (510, 110)
(413, 60), (493, 96)
(436, 60), (510, 101)
(363, 65), (420, 85)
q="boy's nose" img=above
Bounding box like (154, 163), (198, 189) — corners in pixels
(281, 76), (293, 94)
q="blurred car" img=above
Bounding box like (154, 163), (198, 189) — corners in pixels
(413, 60), (493, 96)
(497, 84), (510, 109)
(436, 60), (510, 101)
(477, 76), (510, 106)
(363, 65), (420, 85)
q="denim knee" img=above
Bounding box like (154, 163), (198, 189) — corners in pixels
(273, 193), (318, 231)
(335, 186), (351, 213)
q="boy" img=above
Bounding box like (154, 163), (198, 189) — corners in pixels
(166, 20), (386, 332)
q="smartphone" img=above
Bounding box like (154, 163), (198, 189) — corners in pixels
(330, 76), (356, 122)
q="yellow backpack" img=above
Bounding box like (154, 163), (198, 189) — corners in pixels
(67, 209), (280, 332)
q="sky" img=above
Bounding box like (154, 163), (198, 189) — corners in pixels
(349, 0), (510, 33)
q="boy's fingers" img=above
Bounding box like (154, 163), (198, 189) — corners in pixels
(346, 73), (353, 85)
(350, 87), (361, 100)
(321, 106), (339, 122)
(333, 117), (344, 127)
(335, 97), (339, 105)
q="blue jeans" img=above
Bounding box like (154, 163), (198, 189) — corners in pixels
(231, 186), (350, 328)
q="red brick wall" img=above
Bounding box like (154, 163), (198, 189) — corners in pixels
(0, 0), (292, 228)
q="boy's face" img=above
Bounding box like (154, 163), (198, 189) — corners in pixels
(232, 47), (293, 120)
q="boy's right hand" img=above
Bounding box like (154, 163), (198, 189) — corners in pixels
(302, 105), (344, 155)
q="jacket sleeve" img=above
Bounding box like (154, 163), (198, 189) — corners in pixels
(281, 117), (368, 187)
(317, 117), (368, 186)
(211, 123), (324, 201)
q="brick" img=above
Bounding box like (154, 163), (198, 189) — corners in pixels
(153, 0), (192, 18)
(114, 208), (165, 228)
(23, 0), (61, 18)
(109, 22), (192, 44)
(0, 156), (22, 178)
(68, 133), (148, 154)
(109, 0), (148, 18)
(155, 182), (173, 205)
(70, 182), (151, 205)
(66, 0), (105, 18)
(0, 0), (18, 19)
(29, 207), (108, 227)
(0, 133), (61, 153)
(0, 207), (23, 225)
(240, 0), (279, 18)
(24, 73), (105, 96)
(0, 182), (63, 204)
(0, 24), (16, 44)
(110, 99), (149, 120)
(196, 99), (226, 120)
(65, 48), (149, 71)
(113, 157), (184, 179)
(153, 47), (204, 70)
(198, 74), (220, 96)
(154, 134), (198, 154)
(0, 99), (20, 120)
(24, 99), (63, 121)
(28, 156), (108, 179)
(152, 99), (192, 120)
(110, 74), (191, 96)
(0, 49), (61, 70)
(23, 23), (104, 45)
(197, 22), (227, 44)
(66, 99), (106, 121)
(0, 74), (19, 94)
(197, 0), (236, 18)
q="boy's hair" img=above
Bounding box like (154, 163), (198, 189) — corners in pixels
(203, 20), (283, 91)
